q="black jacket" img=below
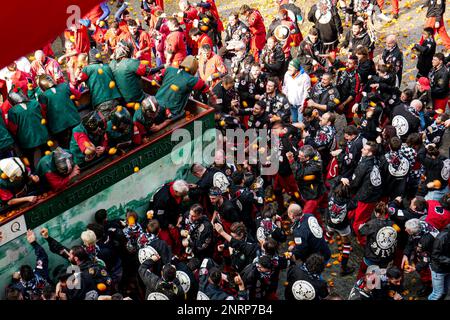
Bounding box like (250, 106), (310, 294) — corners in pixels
(388, 200), (426, 248)
(149, 183), (184, 229)
(260, 91), (291, 123)
(380, 151), (410, 199)
(338, 134), (365, 179)
(404, 222), (438, 272)
(240, 260), (282, 300)
(138, 258), (185, 301)
(414, 37), (436, 77)
(391, 104), (420, 141)
(350, 155), (383, 203)
(417, 146), (449, 190)
(357, 59), (376, 86)
(431, 224), (450, 274)
(326, 193), (357, 231)
(342, 30), (374, 54)
(307, 5), (342, 45)
(228, 237), (258, 272)
(198, 258), (248, 300)
(67, 260), (112, 300)
(382, 45), (403, 84)
(229, 184), (258, 232)
(184, 215), (214, 260)
(309, 83), (340, 113)
(285, 263), (328, 300)
(292, 214), (331, 262)
(213, 81), (238, 114)
(296, 38), (326, 73)
(335, 64), (360, 104)
(360, 218), (398, 266)
(429, 65), (449, 100)
(273, 133), (298, 177)
(260, 44), (286, 78)
(189, 167), (228, 211)
(291, 157), (325, 200)
(235, 72), (267, 109)
(215, 198), (241, 224)
(246, 111), (270, 129)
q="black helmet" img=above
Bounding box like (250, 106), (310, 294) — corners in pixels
(52, 147), (74, 176)
(111, 106), (132, 132)
(7, 87), (29, 105)
(141, 96), (160, 120)
(82, 111), (107, 134)
(89, 48), (103, 64)
(37, 74), (56, 91)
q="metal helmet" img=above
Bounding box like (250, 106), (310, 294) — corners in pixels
(273, 25), (290, 42)
(88, 47), (103, 64)
(82, 111), (107, 134)
(37, 74), (56, 91)
(52, 147), (74, 176)
(111, 106), (132, 132)
(112, 40), (133, 60)
(179, 55), (198, 75)
(141, 96), (160, 120)
(7, 87), (29, 105)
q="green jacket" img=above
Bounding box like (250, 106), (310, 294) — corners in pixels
(82, 63), (122, 107)
(0, 116), (14, 151)
(8, 100), (49, 149)
(155, 67), (201, 117)
(38, 83), (81, 134)
(110, 58), (146, 103)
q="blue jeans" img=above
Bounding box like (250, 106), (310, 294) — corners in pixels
(290, 105), (303, 123)
(428, 268), (450, 300)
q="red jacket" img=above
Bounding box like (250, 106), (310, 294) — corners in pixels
(426, 200), (450, 231)
(165, 30), (187, 66)
(248, 10), (266, 51)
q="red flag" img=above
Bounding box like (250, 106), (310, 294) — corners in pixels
(0, 0), (102, 68)
(326, 157), (339, 180)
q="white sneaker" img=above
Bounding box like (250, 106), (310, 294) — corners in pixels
(378, 13), (392, 22)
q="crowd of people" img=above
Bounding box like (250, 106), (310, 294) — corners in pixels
(2, 0), (450, 301)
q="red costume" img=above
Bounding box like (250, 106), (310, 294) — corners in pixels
(119, 30), (153, 62)
(247, 9), (267, 60)
(165, 30), (187, 67)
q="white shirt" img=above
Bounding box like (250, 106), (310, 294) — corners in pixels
(282, 71), (311, 108)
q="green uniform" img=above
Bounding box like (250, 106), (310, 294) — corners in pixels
(110, 58), (146, 103)
(0, 116), (14, 151)
(155, 67), (200, 117)
(38, 83), (81, 134)
(27, 86), (43, 101)
(106, 121), (133, 147)
(82, 63), (122, 107)
(8, 100), (49, 149)
(69, 124), (89, 165)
